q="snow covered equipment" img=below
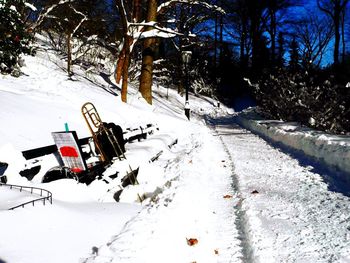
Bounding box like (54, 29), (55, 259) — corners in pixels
(97, 122), (125, 161)
(81, 102), (126, 164)
(49, 131), (104, 184)
(0, 162), (8, 175)
(81, 102), (138, 186)
(52, 131), (88, 174)
(0, 162), (8, 183)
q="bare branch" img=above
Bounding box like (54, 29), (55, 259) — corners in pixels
(70, 6), (88, 36)
(33, 0), (74, 29)
(317, 0), (334, 19)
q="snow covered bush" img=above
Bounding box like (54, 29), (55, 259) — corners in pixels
(248, 68), (350, 134)
(0, 0), (34, 76)
(71, 36), (116, 72)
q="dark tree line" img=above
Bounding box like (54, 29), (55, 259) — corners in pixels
(3, 0), (350, 81)
(192, 0), (349, 134)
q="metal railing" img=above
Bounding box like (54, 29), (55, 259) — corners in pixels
(0, 183), (52, 210)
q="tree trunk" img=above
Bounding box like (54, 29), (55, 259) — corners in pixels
(239, 28), (245, 67)
(133, 0), (142, 22)
(139, 38), (156, 104)
(239, 12), (248, 70)
(249, 2), (263, 71)
(115, 36), (133, 84)
(334, 15), (340, 66)
(139, 0), (158, 105)
(177, 7), (185, 95)
(121, 36), (132, 102)
(251, 16), (260, 70)
(219, 12), (224, 67)
(67, 33), (72, 76)
(341, 8), (346, 64)
(115, 43), (127, 84)
(115, 0), (140, 103)
(214, 11), (218, 84)
(270, 9), (277, 67)
(317, 0), (348, 66)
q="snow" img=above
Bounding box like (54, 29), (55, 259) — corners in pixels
(1, 201), (139, 263)
(84, 130), (243, 263)
(1, 37), (350, 263)
(0, 41), (236, 263)
(24, 2), (37, 11)
(214, 117), (350, 262)
(236, 108), (350, 176)
(0, 184), (41, 210)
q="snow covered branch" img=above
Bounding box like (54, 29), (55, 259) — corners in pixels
(24, 2), (37, 11)
(158, 0), (225, 15)
(33, 0), (76, 29)
(70, 6), (88, 36)
(129, 22), (184, 39)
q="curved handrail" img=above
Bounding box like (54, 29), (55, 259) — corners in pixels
(0, 183), (52, 210)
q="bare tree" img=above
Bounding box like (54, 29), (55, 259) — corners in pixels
(114, 0), (223, 104)
(295, 12), (333, 69)
(33, 0), (114, 76)
(317, 0), (349, 65)
(341, 7), (346, 63)
(115, 0), (136, 102)
(264, 0), (298, 67)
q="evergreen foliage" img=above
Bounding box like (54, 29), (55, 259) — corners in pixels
(0, 0), (33, 76)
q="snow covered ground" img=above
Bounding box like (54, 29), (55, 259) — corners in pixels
(0, 40), (239, 263)
(1, 38), (350, 263)
(210, 116), (350, 262)
(0, 184), (42, 210)
(236, 110), (350, 176)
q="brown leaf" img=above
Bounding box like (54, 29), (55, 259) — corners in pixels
(251, 190), (259, 194)
(214, 249), (219, 255)
(187, 238), (198, 246)
(223, 194), (233, 199)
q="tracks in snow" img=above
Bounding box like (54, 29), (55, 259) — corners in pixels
(217, 132), (255, 262)
(84, 129), (244, 263)
(210, 115), (350, 263)
(207, 117), (255, 263)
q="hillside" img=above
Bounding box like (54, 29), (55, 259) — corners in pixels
(0, 39), (236, 263)
(1, 39), (350, 263)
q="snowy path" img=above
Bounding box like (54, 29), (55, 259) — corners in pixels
(211, 115), (350, 262)
(84, 127), (245, 263)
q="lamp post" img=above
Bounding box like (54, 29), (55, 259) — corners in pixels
(182, 51), (192, 120)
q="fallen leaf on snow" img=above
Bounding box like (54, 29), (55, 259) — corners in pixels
(187, 238), (198, 246)
(214, 249), (219, 255)
(251, 190), (259, 194)
(223, 194), (233, 199)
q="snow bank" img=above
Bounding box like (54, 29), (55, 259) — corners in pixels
(236, 109), (350, 176)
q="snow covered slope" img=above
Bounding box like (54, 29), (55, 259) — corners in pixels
(0, 39), (232, 263)
(1, 37), (350, 263)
